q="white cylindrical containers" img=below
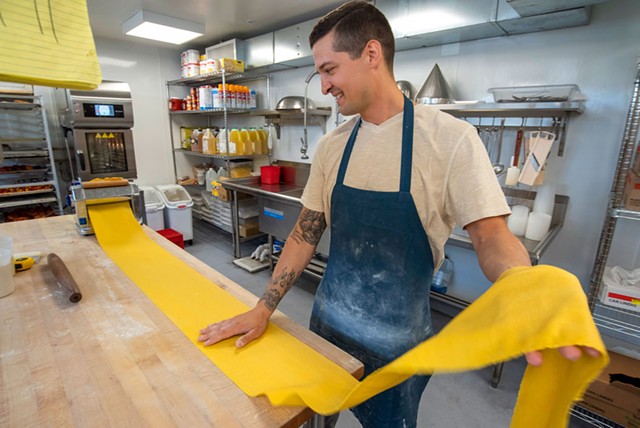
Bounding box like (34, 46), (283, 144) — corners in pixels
(212, 87), (221, 109)
(181, 49), (200, 65)
(206, 58), (218, 74)
(507, 205), (530, 236)
(156, 184), (194, 242)
(533, 182), (556, 216)
(198, 86), (213, 110)
(0, 235), (14, 298)
(181, 50), (201, 78)
(139, 186), (166, 231)
(525, 212), (552, 241)
(250, 89), (257, 109)
(196, 170), (205, 185)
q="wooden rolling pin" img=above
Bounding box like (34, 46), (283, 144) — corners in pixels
(48, 253), (83, 303)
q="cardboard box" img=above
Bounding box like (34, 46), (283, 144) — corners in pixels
(579, 351), (640, 426)
(239, 221), (259, 237)
(600, 266), (640, 313)
(624, 171), (640, 211)
(578, 399), (640, 427)
(218, 58), (245, 73)
(600, 280), (640, 313)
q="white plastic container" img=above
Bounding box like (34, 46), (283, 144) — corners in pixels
(155, 184), (194, 242)
(139, 186), (165, 231)
(507, 205), (530, 237)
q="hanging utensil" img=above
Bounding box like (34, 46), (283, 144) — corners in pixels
(505, 118), (525, 186)
(493, 119), (506, 176)
(513, 119), (525, 167)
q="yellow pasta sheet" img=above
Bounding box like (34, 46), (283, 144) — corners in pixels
(0, 0), (101, 89)
(88, 202), (608, 427)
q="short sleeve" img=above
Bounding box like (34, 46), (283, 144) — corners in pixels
(300, 136), (328, 214)
(446, 127), (510, 228)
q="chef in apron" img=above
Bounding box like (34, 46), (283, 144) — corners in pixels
(308, 96), (434, 427)
(198, 3), (601, 427)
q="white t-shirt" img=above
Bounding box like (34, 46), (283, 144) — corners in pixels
(300, 104), (510, 267)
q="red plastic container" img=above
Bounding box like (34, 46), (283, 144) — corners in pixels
(260, 166), (281, 184)
(157, 228), (184, 248)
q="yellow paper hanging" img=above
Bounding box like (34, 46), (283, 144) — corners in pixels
(88, 202), (608, 427)
(0, 0), (101, 89)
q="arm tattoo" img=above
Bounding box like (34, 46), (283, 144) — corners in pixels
(259, 267), (299, 311)
(260, 289), (282, 311)
(271, 267), (298, 291)
(290, 208), (326, 245)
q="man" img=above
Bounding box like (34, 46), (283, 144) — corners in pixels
(199, 2), (599, 426)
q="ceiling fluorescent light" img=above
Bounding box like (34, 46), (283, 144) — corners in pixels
(123, 11), (204, 45)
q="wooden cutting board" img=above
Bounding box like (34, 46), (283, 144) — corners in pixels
(0, 215), (363, 427)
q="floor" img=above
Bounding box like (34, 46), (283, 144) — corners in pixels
(184, 219), (602, 428)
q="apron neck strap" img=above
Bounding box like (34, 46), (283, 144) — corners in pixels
(336, 96), (414, 192)
(399, 96), (414, 192)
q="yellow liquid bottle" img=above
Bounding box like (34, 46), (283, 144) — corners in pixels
(229, 128), (240, 155)
(248, 128), (260, 155)
(239, 128), (252, 155)
(257, 127), (268, 154)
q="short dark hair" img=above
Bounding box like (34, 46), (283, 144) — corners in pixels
(309, 1), (395, 72)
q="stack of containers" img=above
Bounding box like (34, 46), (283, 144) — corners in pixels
(181, 49), (200, 78)
(155, 184), (194, 243)
(139, 186), (165, 231)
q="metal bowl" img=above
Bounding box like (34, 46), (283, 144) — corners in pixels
(275, 96), (316, 110)
(396, 80), (414, 99)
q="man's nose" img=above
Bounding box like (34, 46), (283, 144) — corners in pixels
(320, 76), (332, 95)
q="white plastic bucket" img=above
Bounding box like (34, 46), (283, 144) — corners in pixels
(140, 186), (166, 231)
(155, 184), (194, 241)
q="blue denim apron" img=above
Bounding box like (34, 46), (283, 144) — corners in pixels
(310, 97), (435, 427)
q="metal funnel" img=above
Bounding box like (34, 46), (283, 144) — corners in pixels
(414, 64), (454, 104)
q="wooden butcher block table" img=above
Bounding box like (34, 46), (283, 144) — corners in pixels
(0, 215), (363, 427)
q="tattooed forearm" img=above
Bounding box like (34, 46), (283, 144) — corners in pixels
(290, 208), (326, 245)
(271, 267), (298, 291)
(260, 267), (299, 311)
(260, 289), (282, 311)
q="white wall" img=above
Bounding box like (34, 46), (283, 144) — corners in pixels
(93, 0), (639, 299)
(94, 38), (182, 187)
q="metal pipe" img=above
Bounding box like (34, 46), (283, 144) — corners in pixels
(302, 70), (319, 159)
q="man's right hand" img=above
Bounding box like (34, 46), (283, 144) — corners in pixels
(198, 305), (271, 348)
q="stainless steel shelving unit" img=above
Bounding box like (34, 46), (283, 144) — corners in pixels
(577, 63), (640, 427)
(166, 70), (273, 242)
(0, 94), (64, 221)
(587, 63), (640, 336)
(166, 69), (272, 175)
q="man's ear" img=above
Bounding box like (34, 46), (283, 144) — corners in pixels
(363, 39), (383, 69)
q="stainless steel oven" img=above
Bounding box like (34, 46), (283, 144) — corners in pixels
(61, 81), (137, 181)
(71, 128), (136, 179)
